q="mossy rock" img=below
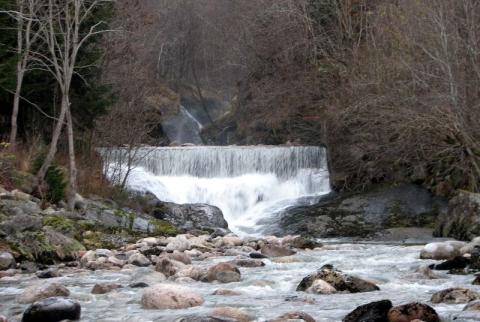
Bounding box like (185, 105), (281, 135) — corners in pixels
(11, 170), (36, 194)
(147, 218), (179, 236)
(42, 216), (75, 234)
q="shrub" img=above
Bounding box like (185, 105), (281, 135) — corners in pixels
(31, 153), (67, 203)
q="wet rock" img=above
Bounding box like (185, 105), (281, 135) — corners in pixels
(155, 257), (186, 277)
(0, 315), (6, 322)
(342, 300), (392, 322)
(228, 258), (265, 268)
(282, 235), (322, 249)
(297, 265), (379, 294)
(165, 251), (192, 265)
(471, 245), (480, 269)
(166, 235), (191, 252)
(175, 315), (231, 322)
(0, 251), (15, 270)
(91, 283), (123, 294)
(212, 289), (242, 296)
(80, 250), (96, 266)
(95, 249), (114, 258)
(127, 252), (150, 267)
(249, 252), (268, 259)
(387, 303), (439, 322)
(270, 311), (316, 322)
(211, 307), (254, 322)
(464, 300), (480, 311)
(260, 244), (296, 258)
(141, 284), (204, 309)
(129, 282), (149, 288)
(431, 287), (480, 304)
(22, 297), (81, 322)
(151, 200), (228, 232)
(429, 256), (469, 270)
(473, 275), (480, 285)
(107, 255), (126, 267)
(206, 263), (241, 283)
(420, 241), (466, 260)
(306, 279), (336, 294)
(18, 283), (70, 304)
(132, 269), (166, 285)
(20, 261), (39, 273)
(176, 266), (206, 281)
(221, 236), (243, 247)
(36, 268), (60, 279)
(412, 265), (440, 279)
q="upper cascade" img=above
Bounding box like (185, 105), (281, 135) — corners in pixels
(134, 145), (327, 179)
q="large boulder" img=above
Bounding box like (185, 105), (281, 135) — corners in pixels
(264, 184), (446, 238)
(206, 263), (241, 283)
(343, 300), (393, 322)
(18, 283), (70, 304)
(297, 265), (379, 294)
(431, 288), (480, 304)
(141, 284), (204, 309)
(387, 303), (440, 322)
(434, 191), (480, 240)
(22, 297), (81, 322)
(420, 241), (466, 260)
(147, 195), (229, 231)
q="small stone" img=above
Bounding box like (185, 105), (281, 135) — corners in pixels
(155, 257), (186, 277)
(431, 287), (480, 304)
(18, 283), (70, 304)
(249, 252), (268, 259)
(387, 303), (439, 322)
(228, 258), (265, 268)
(464, 300), (480, 311)
(36, 268), (60, 279)
(141, 284), (204, 309)
(212, 289), (242, 296)
(0, 251), (15, 270)
(129, 282), (149, 288)
(271, 311), (316, 322)
(260, 244), (296, 257)
(22, 297), (81, 322)
(211, 307), (254, 322)
(128, 252), (150, 267)
(306, 279), (336, 294)
(91, 283), (123, 294)
(343, 300), (392, 322)
(206, 263), (241, 283)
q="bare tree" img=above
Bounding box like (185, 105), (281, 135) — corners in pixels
(30, 0), (113, 208)
(0, 0), (41, 149)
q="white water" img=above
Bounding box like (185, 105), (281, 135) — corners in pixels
(161, 106), (204, 145)
(106, 146), (330, 234)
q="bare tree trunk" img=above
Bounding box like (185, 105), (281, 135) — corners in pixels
(10, 67), (25, 148)
(35, 95), (68, 188)
(66, 104), (77, 209)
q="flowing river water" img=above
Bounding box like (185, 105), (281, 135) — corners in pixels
(1, 146), (476, 321)
(0, 242), (478, 321)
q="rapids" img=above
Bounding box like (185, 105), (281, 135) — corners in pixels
(0, 242), (478, 321)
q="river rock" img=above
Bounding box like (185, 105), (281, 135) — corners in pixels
(297, 265), (379, 294)
(91, 283), (123, 294)
(420, 241), (466, 260)
(431, 287), (480, 304)
(271, 311), (316, 322)
(36, 268), (60, 279)
(176, 266), (206, 281)
(211, 307), (254, 322)
(260, 244), (296, 257)
(128, 252), (150, 267)
(212, 289), (242, 296)
(155, 257), (186, 277)
(464, 300), (480, 311)
(18, 283), (70, 304)
(0, 251), (15, 270)
(206, 263), (241, 283)
(387, 303), (439, 322)
(221, 236), (243, 247)
(249, 252), (268, 259)
(282, 235), (322, 249)
(228, 257), (265, 268)
(343, 300), (392, 322)
(22, 297), (81, 322)
(166, 235), (191, 252)
(164, 251), (192, 265)
(141, 284), (204, 309)
(129, 282), (149, 288)
(306, 279), (337, 294)
(429, 256), (470, 270)
(471, 245), (480, 269)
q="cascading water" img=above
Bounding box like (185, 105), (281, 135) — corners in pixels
(105, 146), (330, 234)
(161, 105), (204, 145)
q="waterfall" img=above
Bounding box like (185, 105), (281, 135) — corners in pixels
(104, 146), (330, 235)
(161, 106), (204, 145)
